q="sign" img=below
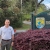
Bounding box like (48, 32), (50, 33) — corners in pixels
(31, 11), (50, 30)
(36, 17), (45, 29)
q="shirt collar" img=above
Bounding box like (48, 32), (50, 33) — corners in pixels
(4, 26), (10, 28)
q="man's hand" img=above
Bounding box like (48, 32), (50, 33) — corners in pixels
(11, 42), (14, 46)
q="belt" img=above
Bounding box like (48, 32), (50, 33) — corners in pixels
(2, 39), (11, 41)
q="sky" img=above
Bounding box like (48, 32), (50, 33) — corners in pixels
(38, 0), (50, 9)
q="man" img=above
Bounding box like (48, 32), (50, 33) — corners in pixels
(0, 19), (14, 50)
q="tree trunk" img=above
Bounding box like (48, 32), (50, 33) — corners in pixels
(34, 0), (38, 15)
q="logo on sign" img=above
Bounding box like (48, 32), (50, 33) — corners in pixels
(36, 17), (45, 29)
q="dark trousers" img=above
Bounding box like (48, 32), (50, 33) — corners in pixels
(1, 40), (11, 50)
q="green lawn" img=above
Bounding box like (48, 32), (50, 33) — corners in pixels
(23, 14), (31, 20)
(16, 24), (31, 30)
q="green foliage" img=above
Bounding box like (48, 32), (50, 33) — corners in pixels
(16, 0), (35, 13)
(0, 0), (10, 8)
(37, 4), (46, 14)
(23, 14), (31, 20)
(0, 0), (23, 28)
(0, 8), (13, 26)
(0, 0), (47, 28)
(11, 13), (23, 28)
(0, 8), (23, 28)
(0, 8), (4, 26)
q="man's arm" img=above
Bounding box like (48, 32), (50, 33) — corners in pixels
(11, 34), (14, 46)
(12, 34), (14, 42)
(11, 27), (14, 46)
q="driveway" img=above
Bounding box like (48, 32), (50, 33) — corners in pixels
(23, 21), (31, 25)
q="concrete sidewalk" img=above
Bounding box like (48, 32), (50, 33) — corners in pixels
(23, 21), (31, 25)
(16, 30), (27, 33)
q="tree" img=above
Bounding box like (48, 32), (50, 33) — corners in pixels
(15, 0), (44, 14)
(37, 4), (47, 14)
(38, 0), (44, 6)
(0, 0), (23, 28)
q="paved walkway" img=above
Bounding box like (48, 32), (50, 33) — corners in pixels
(23, 21), (31, 25)
(16, 30), (27, 33)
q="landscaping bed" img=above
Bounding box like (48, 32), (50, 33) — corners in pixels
(14, 29), (50, 50)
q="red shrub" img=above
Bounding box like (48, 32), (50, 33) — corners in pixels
(14, 29), (50, 50)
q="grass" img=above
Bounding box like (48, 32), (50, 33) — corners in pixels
(23, 14), (31, 20)
(10, 47), (12, 50)
(16, 24), (31, 30)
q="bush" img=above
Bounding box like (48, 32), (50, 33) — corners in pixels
(14, 29), (50, 50)
(23, 14), (31, 21)
(0, 8), (5, 26)
(0, 8), (23, 28)
(0, 0), (23, 28)
(10, 13), (23, 28)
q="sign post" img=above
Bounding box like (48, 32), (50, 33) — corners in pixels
(31, 11), (50, 30)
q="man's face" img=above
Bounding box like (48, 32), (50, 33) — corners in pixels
(5, 20), (10, 26)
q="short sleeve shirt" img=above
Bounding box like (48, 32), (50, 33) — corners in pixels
(0, 26), (14, 40)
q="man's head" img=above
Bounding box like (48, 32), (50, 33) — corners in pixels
(5, 19), (10, 27)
